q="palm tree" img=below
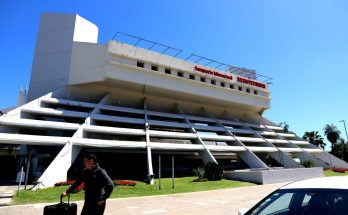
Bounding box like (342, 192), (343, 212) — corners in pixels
(331, 138), (347, 159)
(279, 122), (289, 133)
(323, 124), (341, 149)
(302, 131), (326, 150)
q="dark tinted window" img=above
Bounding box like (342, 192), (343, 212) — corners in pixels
(137, 62), (144, 68)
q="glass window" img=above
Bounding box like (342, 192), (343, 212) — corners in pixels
(200, 77), (206, 82)
(177, 71), (183, 77)
(190, 74), (195, 80)
(221, 82), (225, 87)
(151, 65), (158, 71)
(137, 61), (144, 68)
(211, 80), (216, 85)
(165, 68), (171, 74)
(253, 192), (293, 215)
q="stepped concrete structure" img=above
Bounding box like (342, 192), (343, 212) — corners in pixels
(1, 13), (347, 188)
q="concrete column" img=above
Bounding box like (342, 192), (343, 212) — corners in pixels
(34, 142), (81, 189)
(238, 150), (268, 169)
(144, 98), (154, 184)
(269, 151), (303, 168)
(145, 128), (154, 184)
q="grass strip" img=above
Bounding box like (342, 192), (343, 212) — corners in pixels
(13, 177), (254, 205)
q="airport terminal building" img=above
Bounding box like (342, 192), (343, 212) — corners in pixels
(1, 13), (347, 188)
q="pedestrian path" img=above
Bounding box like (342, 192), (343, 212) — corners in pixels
(0, 185), (17, 206)
(0, 182), (286, 214)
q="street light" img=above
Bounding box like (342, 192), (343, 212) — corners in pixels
(339, 120), (348, 141)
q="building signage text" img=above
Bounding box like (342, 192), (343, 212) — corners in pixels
(237, 77), (266, 89)
(194, 66), (232, 80)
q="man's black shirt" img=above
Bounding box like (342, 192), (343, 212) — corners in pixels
(67, 163), (114, 202)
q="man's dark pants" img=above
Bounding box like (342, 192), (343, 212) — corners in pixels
(81, 201), (106, 215)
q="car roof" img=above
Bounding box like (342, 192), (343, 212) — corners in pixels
(280, 176), (348, 190)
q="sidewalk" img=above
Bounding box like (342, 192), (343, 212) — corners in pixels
(0, 185), (17, 206)
(0, 182), (286, 214)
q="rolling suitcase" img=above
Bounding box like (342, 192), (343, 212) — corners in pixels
(43, 194), (77, 215)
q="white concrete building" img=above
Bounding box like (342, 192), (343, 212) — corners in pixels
(0, 13), (347, 187)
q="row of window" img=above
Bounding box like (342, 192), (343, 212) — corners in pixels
(137, 61), (259, 95)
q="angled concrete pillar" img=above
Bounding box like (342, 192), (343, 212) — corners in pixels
(269, 151), (303, 168)
(145, 125), (155, 184)
(238, 150), (268, 169)
(195, 136), (217, 164)
(293, 151), (329, 168)
(314, 152), (348, 169)
(34, 142), (81, 189)
(144, 99), (154, 184)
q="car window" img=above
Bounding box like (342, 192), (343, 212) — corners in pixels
(250, 192), (294, 215)
(301, 193), (312, 206)
(246, 189), (348, 215)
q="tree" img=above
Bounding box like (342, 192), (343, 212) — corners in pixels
(279, 122), (289, 133)
(302, 131), (326, 150)
(204, 162), (223, 181)
(331, 138), (347, 159)
(323, 124), (341, 149)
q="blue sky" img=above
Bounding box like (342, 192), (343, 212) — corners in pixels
(1, 0), (348, 145)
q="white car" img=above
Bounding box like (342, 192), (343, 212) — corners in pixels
(238, 176), (348, 215)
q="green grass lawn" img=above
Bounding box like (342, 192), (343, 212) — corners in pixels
(13, 177), (254, 205)
(324, 170), (348, 177)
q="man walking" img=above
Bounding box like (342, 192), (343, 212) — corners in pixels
(62, 153), (114, 215)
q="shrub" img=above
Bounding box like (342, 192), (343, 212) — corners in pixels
(192, 178), (208, 182)
(332, 167), (346, 173)
(54, 180), (84, 193)
(204, 162), (223, 181)
(113, 180), (136, 186)
(301, 160), (314, 168)
(54, 180), (76, 187)
(193, 166), (205, 179)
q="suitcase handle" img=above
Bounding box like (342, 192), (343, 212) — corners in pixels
(60, 193), (70, 204)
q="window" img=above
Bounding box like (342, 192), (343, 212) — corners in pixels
(246, 88), (250, 93)
(137, 61), (144, 68)
(254, 90), (258, 95)
(253, 192), (294, 215)
(177, 71), (183, 77)
(151, 65), (158, 71)
(165, 68), (171, 74)
(229, 84), (234, 89)
(189, 74), (195, 80)
(221, 82), (225, 87)
(211, 80), (216, 85)
(238, 86), (242, 91)
(201, 77), (206, 82)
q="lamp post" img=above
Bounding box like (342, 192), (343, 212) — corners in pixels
(339, 120), (348, 141)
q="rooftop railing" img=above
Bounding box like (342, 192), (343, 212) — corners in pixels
(112, 32), (273, 83)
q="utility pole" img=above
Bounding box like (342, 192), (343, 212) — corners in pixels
(339, 120), (348, 141)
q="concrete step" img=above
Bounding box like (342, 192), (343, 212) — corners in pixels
(0, 188), (15, 206)
(0, 197), (12, 206)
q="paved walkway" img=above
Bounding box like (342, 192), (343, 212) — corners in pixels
(0, 183), (286, 214)
(0, 185), (17, 206)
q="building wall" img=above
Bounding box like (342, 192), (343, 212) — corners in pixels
(27, 13), (98, 102)
(69, 42), (107, 85)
